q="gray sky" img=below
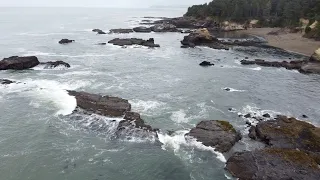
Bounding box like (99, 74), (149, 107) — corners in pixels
(0, 0), (210, 7)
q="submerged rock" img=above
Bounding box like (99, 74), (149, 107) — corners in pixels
(199, 61), (214, 66)
(92, 29), (106, 34)
(108, 29), (134, 34)
(133, 26), (152, 33)
(40, 61), (70, 69)
(108, 38), (160, 48)
(0, 79), (15, 85)
(181, 28), (229, 50)
(186, 120), (241, 153)
(59, 39), (75, 44)
(0, 56), (39, 70)
(226, 148), (320, 180)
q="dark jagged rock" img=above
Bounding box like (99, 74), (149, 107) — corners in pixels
(244, 113), (251, 118)
(59, 39), (75, 44)
(186, 120), (242, 153)
(150, 24), (180, 32)
(199, 61), (214, 66)
(108, 38), (160, 48)
(0, 79), (15, 85)
(226, 148), (320, 180)
(181, 28), (229, 50)
(92, 29), (106, 34)
(224, 88), (231, 91)
(241, 59), (320, 74)
(117, 112), (154, 133)
(108, 29), (134, 34)
(0, 56), (39, 70)
(96, 43), (106, 45)
(133, 26), (152, 33)
(262, 113), (271, 118)
(67, 91), (131, 117)
(40, 61), (70, 69)
(302, 114), (309, 118)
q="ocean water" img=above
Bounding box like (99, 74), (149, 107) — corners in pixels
(0, 7), (320, 180)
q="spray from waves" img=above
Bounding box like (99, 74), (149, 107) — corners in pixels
(223, 87), (246, 92)
(170, 109), (189, 123)
(250, 67), (262, 71)
(0, 79), (90, 116)
(130, 99), (167, 116)
(158, 130), (226, 163)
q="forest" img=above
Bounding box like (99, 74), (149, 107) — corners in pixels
(185, 0), (320, 27)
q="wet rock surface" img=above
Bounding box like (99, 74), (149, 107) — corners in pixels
(40, 61), (71, 69)
(133, 26), (152, 33)
(59, 39), (75, 44)
(226, 148), (320, 180)
(0, 79), (15, 85)
(186, 120), (241, 153)
(181, 28), (229, 50)
(150, 24), (179, 32)
(92, 29), (106, 34)
(108, 38), (160, 48)
(0, 56), (40, 70)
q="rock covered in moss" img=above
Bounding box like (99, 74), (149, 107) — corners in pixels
(186, 120), (241, 152)
(226, 148), (320, 180)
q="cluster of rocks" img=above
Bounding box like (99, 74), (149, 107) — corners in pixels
(226, 115), (320, 180)
(0, 56), (70, 70)
(241, 54), (320, 74)
(181, 28), (229, 50)
(108, 38), (160, 48)
(109, 24), (183, 34)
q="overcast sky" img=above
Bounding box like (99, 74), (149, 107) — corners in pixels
(0, 0), (210, 7)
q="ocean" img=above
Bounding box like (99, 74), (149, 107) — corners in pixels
(0, 7), (320, 180)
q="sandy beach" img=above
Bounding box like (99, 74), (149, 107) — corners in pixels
(240, 28), (320, 56)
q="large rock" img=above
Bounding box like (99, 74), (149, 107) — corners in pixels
(226, 148), (320, 180)
(59, 39), (74, 44)
(149, 17), (218, 29)
(199, 61), (214, 66)
(39, 61), (70, 69)
(186, 120), (241, 153)
(108, 38), (160, 48)
(181, 28), (229, 50)
(117, 112), (154, 133)
(0, 56), (39, 70)
(310, 48), (320, 62)
(108, 28), (134, 34)
(150, 24), (179, 32)
(67, 91), (131, 117)
(249, 115), (320, 154)
(133, 26), (152, 33)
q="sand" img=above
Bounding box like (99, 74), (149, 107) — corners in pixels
(240, 28), (320, 56)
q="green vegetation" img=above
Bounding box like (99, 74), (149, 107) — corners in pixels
(217, 120), (236, 133)
(185, 0), (320, 27)
(265, 148), (319, 169)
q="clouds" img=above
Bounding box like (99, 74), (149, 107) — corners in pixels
(0, 0), (210, 7)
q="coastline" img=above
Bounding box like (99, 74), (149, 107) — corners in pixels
(239, 28), (320, 56)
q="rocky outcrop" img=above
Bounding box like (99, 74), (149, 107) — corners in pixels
(148, 17), (218, 29)
(186, 120), (241, 153)
(92, 29), (106, 34)
(108, 38), (160, 48)
(248, 115), (320, 153)
(0, 56), (39, 70)
(108, 29), (134, 34)
(68, 91), (131, 117)
(67, 91), (156, 137)
(310, 48), (320, 62)
(133, 26), (152, 33)
(39, 61), (71, 69)
(226, 148), (320, 180)
(59, 39), (75, 44)
(0, 79), (15, 85)
(199, 61), (214, 66)
(181, 28), (229, 50)
(241, 59), (320, 74)
(150, 24), (179, 32)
